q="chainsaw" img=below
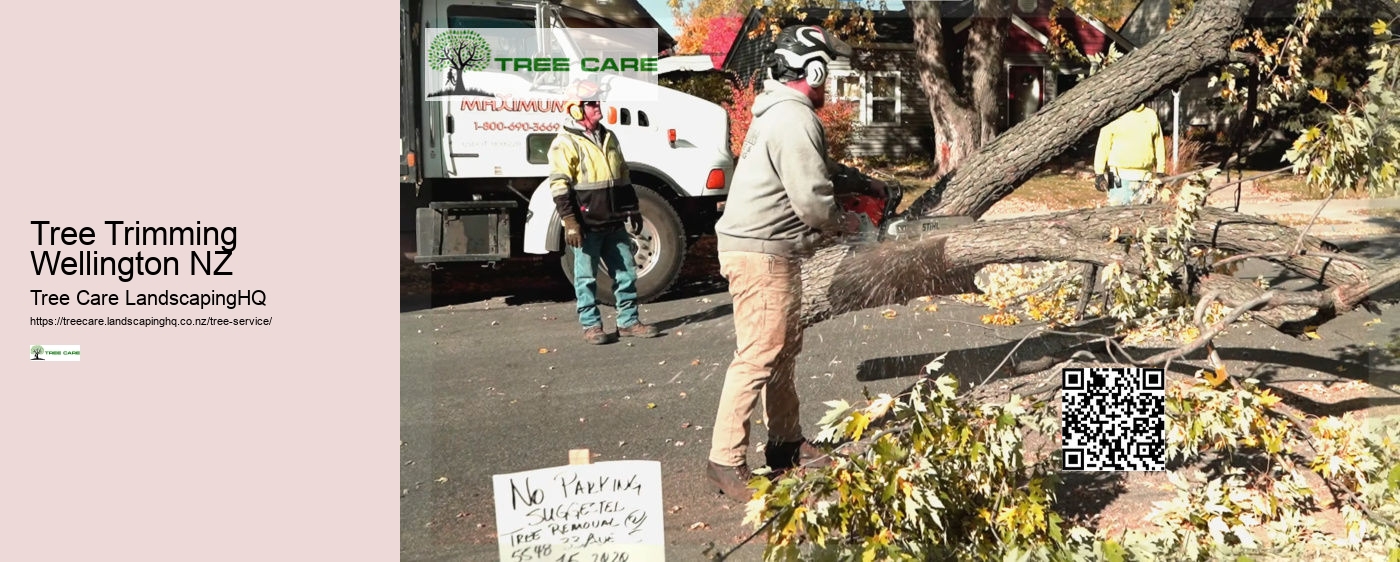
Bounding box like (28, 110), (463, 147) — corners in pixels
(837, 179), (975, 245)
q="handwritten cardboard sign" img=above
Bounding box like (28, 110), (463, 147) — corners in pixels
(493, 460), (665, 562)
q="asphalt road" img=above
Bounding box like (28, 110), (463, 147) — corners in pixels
(400, 234), (1400, 561)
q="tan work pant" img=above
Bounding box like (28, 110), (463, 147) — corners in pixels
(708, 251), (804, 467)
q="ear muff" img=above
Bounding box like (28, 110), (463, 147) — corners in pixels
(567, 101), (584, 121)
(804, 60), (828, 88)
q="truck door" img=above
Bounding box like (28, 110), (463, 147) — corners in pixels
(422, 0), (573, 180)
(401, 0), (419, 185)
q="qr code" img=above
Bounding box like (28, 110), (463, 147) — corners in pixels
(1060, 367), (1166, 471)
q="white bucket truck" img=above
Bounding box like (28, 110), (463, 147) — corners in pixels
(400, 0), (733, 302)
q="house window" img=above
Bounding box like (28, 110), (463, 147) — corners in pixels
(831, 71), (901, 125)
(867, 73), (900, 125)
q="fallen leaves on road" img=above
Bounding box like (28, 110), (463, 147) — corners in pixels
(435, 477), (448, 483)
(668, 505), (684, 514)
(538, 348), (550, 354)
(881, 309), (898, 319)
(1363, 318), (1383, 327)
(647, 403), (657, 409)
(1303, 326), (1321, 340)
(688, 522), (710, 531)
(981, 312), (1021, 326)
(690, 359), (701, 366)
(1295, 380), (1371, 396)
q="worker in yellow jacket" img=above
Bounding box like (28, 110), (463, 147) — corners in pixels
(1094, 104), (1166, 205)
(549, 79), (660, 344)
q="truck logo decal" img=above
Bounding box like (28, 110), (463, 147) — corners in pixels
(423, 28), (661, 102)
(427, 30), (492, 97)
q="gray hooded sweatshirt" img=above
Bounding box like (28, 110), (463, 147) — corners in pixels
(715, 80), (864, 257)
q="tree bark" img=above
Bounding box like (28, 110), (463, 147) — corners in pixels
(966, 0), (1007, 146)
(910, 0), (1004, 173)
(905, 0), (1258, 219)
(794, 0), (1396, 338)
(798, 205), (1390, 328)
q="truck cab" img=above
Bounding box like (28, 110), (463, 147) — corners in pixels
(401, 0), (733, 303)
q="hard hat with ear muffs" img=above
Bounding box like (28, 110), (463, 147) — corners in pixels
(768, 25), (854, 88)
(563, 79), (603, 121)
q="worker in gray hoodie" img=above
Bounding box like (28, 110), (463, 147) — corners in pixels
(706, 24), (885, 500)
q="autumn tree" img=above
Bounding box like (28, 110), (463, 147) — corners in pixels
(668, 0), (751, 59)
(801, 0), (1399, 328)
(718, 0), (1400, 557)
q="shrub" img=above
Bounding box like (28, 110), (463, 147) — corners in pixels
(1163, 135), (1205, 175)
(724, 81), (759, 158)
(724, 81), (860, 161)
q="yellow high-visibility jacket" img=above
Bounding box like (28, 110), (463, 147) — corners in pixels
(547, 124), (638, 228)
(1094, 106), (1166, 175)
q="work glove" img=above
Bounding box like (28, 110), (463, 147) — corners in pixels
(1094, 174), (1108, 192)
(626, 213), (643, 235)
(561, 215), (583, 248)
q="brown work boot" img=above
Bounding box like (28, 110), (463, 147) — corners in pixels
(705, 461), (755, 500)
(765, 439), (831, 473)
(582, 325), (609, 345)
(617, 322), (660, 338)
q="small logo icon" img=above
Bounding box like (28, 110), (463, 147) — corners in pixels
(428, 29), (492, 96)
(30, 344), (80, 362)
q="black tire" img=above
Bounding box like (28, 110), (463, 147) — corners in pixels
(560, 185), (685, 305)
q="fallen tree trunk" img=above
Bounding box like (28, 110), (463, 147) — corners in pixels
(799, 205), (1393, 328)
(902, 0), (1256, 220)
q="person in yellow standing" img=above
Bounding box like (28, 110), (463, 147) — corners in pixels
(1094, 104), (1166, 205)
(549, 79), (659, 344)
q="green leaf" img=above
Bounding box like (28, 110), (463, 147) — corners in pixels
(848, 411), (871, 441)
(934, 375), (958, 399)
(1103, 539), (1125, 562)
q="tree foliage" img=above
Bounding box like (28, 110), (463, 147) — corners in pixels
(746, 365), (1400, 561)
(1282, 13), (1400, 195)
(724, 0), (1400, 558)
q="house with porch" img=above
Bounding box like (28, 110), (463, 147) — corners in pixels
(721, 0), (1134, 159)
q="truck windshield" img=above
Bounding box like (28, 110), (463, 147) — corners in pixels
(447, 6), (532, 29)
(446, 4), (570, 90)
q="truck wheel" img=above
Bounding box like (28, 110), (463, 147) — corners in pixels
(560, 185), (685, 305)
